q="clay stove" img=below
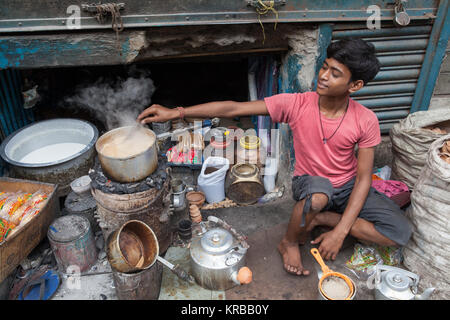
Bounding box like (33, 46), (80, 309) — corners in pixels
(89, 156), (173, 254)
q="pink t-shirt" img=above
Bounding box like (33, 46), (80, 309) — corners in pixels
(265, 91), (381, 188)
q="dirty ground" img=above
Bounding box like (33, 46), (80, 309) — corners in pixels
(41, 185), (376, 301)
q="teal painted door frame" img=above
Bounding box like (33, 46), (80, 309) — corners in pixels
(411, 0), (450, 113)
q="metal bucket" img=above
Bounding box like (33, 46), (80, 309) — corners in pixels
(112, 262), (163, 300)
(47, 214), (98, 273)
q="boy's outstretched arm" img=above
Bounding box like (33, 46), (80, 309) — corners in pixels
(138, 100), (269, 124)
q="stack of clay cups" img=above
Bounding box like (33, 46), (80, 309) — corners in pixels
(186, 191), (205, 223)
(189, 205), (202, 223)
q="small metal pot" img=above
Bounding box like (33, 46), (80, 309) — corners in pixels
(171, 179), (185, 193)
(106, 220), (157, 273)
(171, 179), (186, 208)
(107, 220), (195, 282)
(95, 126), (158, 183)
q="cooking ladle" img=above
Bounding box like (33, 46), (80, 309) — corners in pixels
(310, 248), (355, 300)
(135, 221), (195, 283)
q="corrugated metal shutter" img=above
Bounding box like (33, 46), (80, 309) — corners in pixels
(0, 69), (35, 138)
(0, 69), (35, 175)
(332, 24), (432, 133)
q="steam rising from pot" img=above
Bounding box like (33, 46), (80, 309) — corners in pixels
(64, 71), (155, 130)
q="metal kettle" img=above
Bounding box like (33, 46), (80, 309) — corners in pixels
(368, 265), (435, 300)
(189, 216), (252, 290)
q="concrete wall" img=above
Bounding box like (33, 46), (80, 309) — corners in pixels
(429, 42), (450, 111)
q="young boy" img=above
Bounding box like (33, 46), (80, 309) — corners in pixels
(137, 38), (412, 276)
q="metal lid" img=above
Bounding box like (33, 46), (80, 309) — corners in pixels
(210, 127), (229, 142)
(232, 163), (258, 178)
(385, 270), (411, 291)
(200, 228), (233, 254)
(48, 214), (90, 243)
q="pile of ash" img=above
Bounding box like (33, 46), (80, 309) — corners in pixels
(89, 156), (168, 194)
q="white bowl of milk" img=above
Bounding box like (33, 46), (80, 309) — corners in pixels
(0, 118), (98, 167)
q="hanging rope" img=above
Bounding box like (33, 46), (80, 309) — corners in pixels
(255, 0), (279, 44)
(93, 3), (124, 55)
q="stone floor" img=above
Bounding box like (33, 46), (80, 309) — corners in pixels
(45, 192), (374, 300)
(2, 170), (379, 301)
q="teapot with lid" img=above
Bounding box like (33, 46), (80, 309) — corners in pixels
(190, 216), (252, 290)
(368, 265), (435, 300)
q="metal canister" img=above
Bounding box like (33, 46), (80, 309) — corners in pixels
(47, 214), (98, 273)
(151, 121), (171, 135)
(112, 262), (163, 300)
(225, 163), (265, 205)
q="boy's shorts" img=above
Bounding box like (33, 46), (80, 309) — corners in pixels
(292, 175), (412, 246)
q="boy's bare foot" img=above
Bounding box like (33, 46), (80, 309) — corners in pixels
(278, 238), (310, 276)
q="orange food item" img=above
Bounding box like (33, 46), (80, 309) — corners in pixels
(237, 267), (253, 284)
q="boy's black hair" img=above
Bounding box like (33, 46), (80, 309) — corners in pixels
(326, 38), (380, 85)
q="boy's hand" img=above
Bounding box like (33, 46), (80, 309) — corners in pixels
(137, 104), (177, 124)
(311, 229), (345, 260)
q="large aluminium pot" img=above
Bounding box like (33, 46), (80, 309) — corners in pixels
(0, 119), (98, 196)
(95, 126), (158, 183)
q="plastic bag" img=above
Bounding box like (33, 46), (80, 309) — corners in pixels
(376, 245), (403, 267)
(10, 191), (47, 226)
(346, 243), (403, 280)
(0, 218), (15, 242)
(197, 156), (230, 203)
(263, 157), (278, 193)
(373, 165), (391, 180)
(345, 244), (383, 279)
(0, 192), (31, 221)
(0, 190), (48, 241)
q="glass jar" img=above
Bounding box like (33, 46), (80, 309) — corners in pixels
(210, 137), (234, 165)
(236, 135), (266, 167)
